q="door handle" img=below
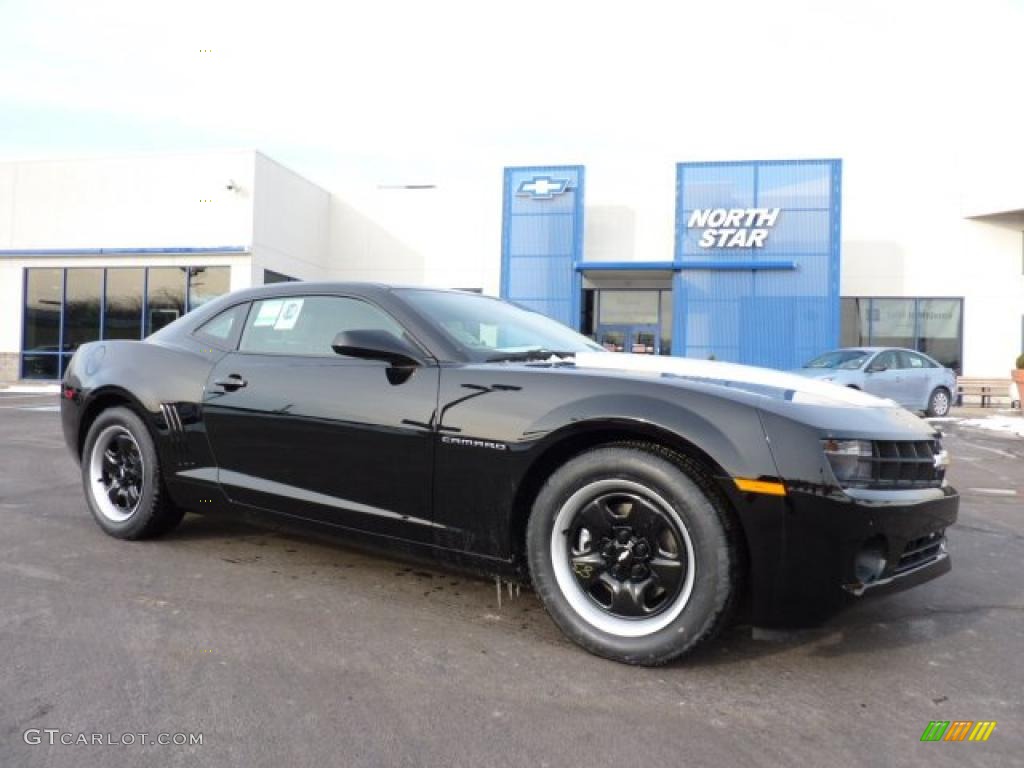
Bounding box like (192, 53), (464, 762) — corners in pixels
(213, 375), (247, 391)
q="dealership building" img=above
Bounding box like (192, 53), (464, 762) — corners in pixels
(1, 149), (1021, 384)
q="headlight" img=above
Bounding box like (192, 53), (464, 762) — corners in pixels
(822, 438), (873, 485)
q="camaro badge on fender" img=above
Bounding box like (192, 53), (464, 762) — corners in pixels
(441, 436), (508, 451)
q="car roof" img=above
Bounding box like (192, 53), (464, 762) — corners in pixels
(826, 347), (925, 354)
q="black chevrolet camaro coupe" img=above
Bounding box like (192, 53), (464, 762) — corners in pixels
(61, 283), (958, 665)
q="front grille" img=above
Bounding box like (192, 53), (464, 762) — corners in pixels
(895, 531), (945, 573)
(866, 440), (944, 489)
(829, 439), (945, 490)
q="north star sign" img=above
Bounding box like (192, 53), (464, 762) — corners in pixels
(688, 207), (781, 248)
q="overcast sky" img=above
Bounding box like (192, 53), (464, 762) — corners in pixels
(0, 0), (1020, 189)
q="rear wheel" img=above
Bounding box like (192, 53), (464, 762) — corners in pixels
(81, 407), (184, 539)
(926, 387), (951, 417)
(526, 444), (739, 665)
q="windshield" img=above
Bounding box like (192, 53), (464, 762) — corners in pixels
(398, 289), (604, 362)
(803, 350), (871, 370)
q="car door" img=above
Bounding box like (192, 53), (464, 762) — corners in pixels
(201, 293), (440, 542)
(899, 351), (933, 408)
(862, 350), (908, 404)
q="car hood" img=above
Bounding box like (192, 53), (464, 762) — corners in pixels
(571, 352), (895, 410)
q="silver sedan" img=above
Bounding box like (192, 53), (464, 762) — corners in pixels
(793, 347), (957, 416)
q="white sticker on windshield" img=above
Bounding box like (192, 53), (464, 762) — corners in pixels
(253, 300), (284, 327)
(274, 299), (304, 331)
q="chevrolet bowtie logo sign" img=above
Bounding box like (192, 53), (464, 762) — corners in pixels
(516, 176), (571, 200)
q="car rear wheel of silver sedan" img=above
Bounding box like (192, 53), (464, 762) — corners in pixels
(527, 443), (740, 666)
(927, 387), (951, 417)
(81, 406), (184, 539)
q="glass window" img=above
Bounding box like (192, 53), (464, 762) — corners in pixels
(902, 351), (935, 369)
(21, 354), (60, 379)
(916, 299), (961, 371)
(22, 264), (232, 379)
(23, 268), (63, 353)
(842, 297), (963, 372)
(870, 299), (915, 350)
(188, 266), (231, 309)
(240, 296), (405, 356)
(195, 303), (249, 346)
(872, 350), (900, 370)
(598, 291), (659, 325)
(146, 268), (187, 336)
(803, 349), (871, 370)
(599, 329), (625, 353)
(398, 289), (602, 360)
(840, 298), (870, 347)
(63, 268), (103, 350)
(104, 268), (144, 340)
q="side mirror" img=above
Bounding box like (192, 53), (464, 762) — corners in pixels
(331, 329), (423, 367)
(866, 363), (888, 373)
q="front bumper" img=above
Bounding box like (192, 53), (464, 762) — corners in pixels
(724, 482), (959, 627)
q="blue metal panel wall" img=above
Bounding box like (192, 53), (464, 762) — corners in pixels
(675, 159), (841, 369)
(501, 166), (584, 328)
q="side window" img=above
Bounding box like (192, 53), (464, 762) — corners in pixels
(902, 351), (931, 369)
(239, 296), (405, 356)
(194, 303), (249, 348)
(873, 351), (899, 370)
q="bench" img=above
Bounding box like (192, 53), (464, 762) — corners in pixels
(956, 378), (1016, 408)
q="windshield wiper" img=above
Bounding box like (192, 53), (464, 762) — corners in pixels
(484, 348), (575, 363)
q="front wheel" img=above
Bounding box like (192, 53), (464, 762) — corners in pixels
(926, 387), (952, 417)
(81, 406), (184, 539)
(526, 444), (740, 665)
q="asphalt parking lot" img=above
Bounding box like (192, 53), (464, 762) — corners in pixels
(0, 392), (1021, 768)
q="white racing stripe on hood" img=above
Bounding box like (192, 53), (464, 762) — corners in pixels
(572, 352), (896, 408)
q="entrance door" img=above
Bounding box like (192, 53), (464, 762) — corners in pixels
(592, 289), (665, 354)
(597, 324), (659, 354)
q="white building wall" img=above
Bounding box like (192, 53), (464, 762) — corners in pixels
(0, 150), (255, 250)
(251, 153), (331, 283)
(0, 150), (261, 381)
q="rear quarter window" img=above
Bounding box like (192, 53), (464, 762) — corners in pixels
(193, 303), (250, 348)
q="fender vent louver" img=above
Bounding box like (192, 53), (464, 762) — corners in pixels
(160, 402), (196, 469)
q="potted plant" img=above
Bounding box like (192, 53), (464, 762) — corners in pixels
(1012, 354), (1024, 407)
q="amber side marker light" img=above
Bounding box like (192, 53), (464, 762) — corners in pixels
(734, 478), (787, 496)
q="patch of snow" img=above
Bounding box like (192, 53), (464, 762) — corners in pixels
(959, 416), (1024, 438)
(0, 384), (61, 394)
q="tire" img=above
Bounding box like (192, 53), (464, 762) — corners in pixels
(526, 444), (740, 666)
(926, 387), (951, 417)
(81, 406), (184, 539)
